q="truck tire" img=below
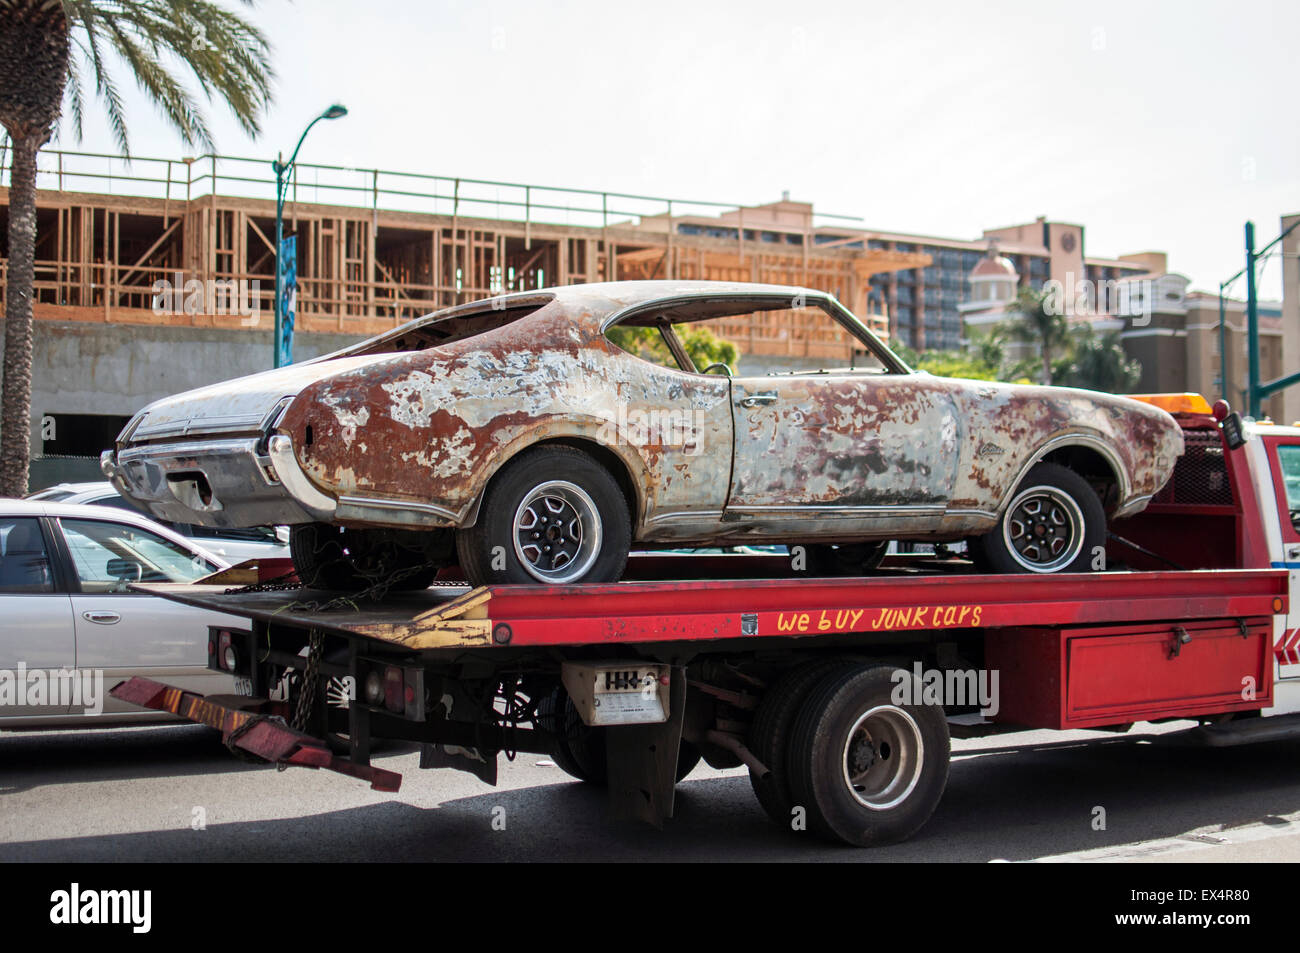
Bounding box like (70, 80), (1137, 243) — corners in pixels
(803, 542), (889, 576)
(969, 462), (1105, 574)
(748, 657), (860, 828)
(786, 663), (950, 846)
(290, 523), (440, 591)
(537, 686), (702, 785)
(535, 686), (606, 783)
(457, 446), (631, 586)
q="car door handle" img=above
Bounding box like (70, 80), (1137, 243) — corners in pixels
(81, 610), (121, 625)
(1288, 544), (1300, 560)
(736, 393), (778, 409)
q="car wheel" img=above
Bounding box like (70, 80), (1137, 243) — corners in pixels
(969, 462), (1105, 574)
(786, 663), (950, 847)
(290, 523), (441, 591)
(456, 446), (631, 586)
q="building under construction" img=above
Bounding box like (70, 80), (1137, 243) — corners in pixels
(5, 150), (923, 339)
(0, 150), (932, 485)
(6, 149), (1229, 487)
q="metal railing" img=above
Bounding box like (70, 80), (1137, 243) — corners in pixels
(0, 147), (864, 234)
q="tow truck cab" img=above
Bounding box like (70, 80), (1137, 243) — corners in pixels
(1110, 394), (1300, 684)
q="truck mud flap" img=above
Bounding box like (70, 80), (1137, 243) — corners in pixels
(110, 676), (402, 792)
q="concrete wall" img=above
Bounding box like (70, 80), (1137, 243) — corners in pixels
(31, 321), (367, 457)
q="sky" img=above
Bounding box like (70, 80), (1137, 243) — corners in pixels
(51, 0), (1300, 300)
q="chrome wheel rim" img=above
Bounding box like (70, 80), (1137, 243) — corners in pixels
(1002, 483), (1085, 573)
(841, 705), (924, 810)
(512, 480), (602, 583)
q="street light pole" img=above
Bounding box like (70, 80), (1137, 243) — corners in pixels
(272, 104), (348, 368)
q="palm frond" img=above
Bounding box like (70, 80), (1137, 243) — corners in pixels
(61, 0), (274, 153)
(60, 43), (85, 142)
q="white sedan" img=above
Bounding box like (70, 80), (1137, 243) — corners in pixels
(27, 481), (290, 565)
(0, 499), (246, 729)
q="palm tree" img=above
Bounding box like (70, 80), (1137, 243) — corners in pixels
(1006, 286), (1070, 385)
(1057, 324), (1142, 394)
(0, 0), (274, 496)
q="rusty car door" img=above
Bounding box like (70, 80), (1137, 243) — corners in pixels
(723, 372), (963, 536)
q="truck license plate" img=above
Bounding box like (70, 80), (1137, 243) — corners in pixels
(561, 662), (669, 727)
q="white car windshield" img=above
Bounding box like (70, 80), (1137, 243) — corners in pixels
(60, 518), (218, 592)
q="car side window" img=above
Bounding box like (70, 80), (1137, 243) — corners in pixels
(58, 518), (218, 593)
(605, 324), (689, 371)
(0, 518), (55, 593)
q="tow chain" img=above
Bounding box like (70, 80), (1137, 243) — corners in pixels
(278, 627), (325, 772)
(222, 570), (302, 596)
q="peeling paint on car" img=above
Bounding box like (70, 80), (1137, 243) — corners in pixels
(107, 281), (1183, 550)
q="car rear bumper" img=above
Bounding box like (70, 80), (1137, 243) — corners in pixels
(102, 434), (337, 528)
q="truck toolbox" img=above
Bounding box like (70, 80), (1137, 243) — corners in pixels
(986, 617), (1273, 730)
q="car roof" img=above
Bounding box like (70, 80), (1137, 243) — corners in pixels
(3, 499), (230, 568)
(519, 280), (828, 320)
(25, 481), (106, 499)
(400, 280), (828, 330)
(60, 484), (121, 504)
(319, 279), (839, 363)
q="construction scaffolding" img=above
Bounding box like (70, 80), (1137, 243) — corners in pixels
(0, 150), (929, 359)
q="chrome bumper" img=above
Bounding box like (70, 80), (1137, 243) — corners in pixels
(102, 434), (336, 528)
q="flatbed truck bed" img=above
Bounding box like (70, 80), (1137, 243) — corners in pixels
(109, 402), (1300, 846)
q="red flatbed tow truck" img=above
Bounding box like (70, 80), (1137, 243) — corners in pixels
(110, 396), (1300, 846)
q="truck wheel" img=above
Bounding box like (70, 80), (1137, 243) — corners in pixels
(536, 687), (702, 785)
(969, 462), (1104, 574)
(748, 657), (859, 827)
(675, 740), (702, 780)
(786, 664), (949, 846)
(290, 523), (440, 591)
(535, 686), (606, 783)
(457, 446), (631, 586)
(803, 542), (889, 576)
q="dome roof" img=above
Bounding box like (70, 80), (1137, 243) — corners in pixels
(971, 255), (1017, 278)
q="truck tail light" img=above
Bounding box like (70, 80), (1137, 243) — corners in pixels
(383, 666), (404, 713)
(364, 671), (384, 705)
(215, 630), (237, 672)
(361, 661), (425, 721)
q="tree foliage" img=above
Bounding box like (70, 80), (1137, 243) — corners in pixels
(607, 324), (738, 373)
(0, 0), (274, 495)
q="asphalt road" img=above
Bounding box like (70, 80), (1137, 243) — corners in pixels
(3, 721), (1300, 862)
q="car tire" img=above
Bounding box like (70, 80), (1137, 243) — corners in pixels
(456, 446), (631, 586)
(290, 523), (440, 591)
(786, 663), (950, 847)
(968, 462), (1105, 574)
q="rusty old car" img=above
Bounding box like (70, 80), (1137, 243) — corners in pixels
(102, 281), (1183, 588)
